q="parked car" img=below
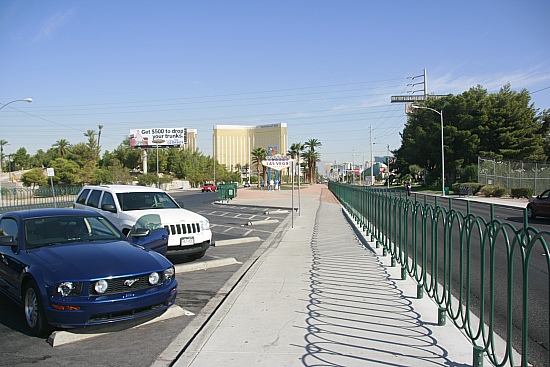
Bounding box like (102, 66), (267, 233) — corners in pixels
(0, 208), (177, 337)
(527, 189), (550, 219)
(201, 183), (217, 192)
(243, 182), (251, 188)
(73, 185), (212, 259)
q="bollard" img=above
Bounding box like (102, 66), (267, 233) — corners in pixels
(401, 266), (406, 280)
(416, 284), (423, 299)
(376, 241), (380, 248)
(472, 345), (484, 366)
(382, 247), (387, 256)
(437, 307), (446, 326)
(391, 257), (396, 267)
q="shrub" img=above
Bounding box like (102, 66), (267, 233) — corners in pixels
(480, 185), (507, 197)
(510, 188), (533, 199)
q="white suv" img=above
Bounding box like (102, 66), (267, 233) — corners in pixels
(74, 185), (211, 259)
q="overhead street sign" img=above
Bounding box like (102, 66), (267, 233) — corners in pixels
(391, 95), (425, 103)
(391, 94), (447, 103)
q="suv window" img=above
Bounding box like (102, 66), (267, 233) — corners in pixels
(76, 189), (90, 205)
(86, 190), (102, 208)
(116, 192), (179, 211)
(100, 191), (116, 208)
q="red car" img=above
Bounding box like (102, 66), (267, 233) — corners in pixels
(202, 183), (217, 192)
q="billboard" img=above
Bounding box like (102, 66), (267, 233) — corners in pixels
(129, 128), (187, 148)
(262, 155), (292, 171)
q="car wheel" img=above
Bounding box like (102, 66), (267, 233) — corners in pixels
(527, 206), (536, 219)
(24, 279), (52, 337)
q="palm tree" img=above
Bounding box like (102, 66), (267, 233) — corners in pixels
(304, 139), (322, 183)
(301, 149), (320, 183)
(251, 147), (267, 188)
(52, 139), (71, 158)
(97, 124), (104, 151)
(287, 142), (305, 183)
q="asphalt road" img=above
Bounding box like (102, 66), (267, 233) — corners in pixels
(0, 189), (291, 367)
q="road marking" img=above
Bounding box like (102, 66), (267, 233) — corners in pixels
(47, 305), (188, 347)
(174, 257), (241, 273)
(214, 237), (262, 246)
(247, 219), (280, 226)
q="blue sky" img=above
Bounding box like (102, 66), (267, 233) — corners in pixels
(1, 0), (549, 166)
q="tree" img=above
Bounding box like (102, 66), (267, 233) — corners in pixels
(84, 129), (100, 162)
(301, 149), (321, 183)
(11, 147), (31, 171)
(251, 147), (267, 188)
(288, 142), (304, 183)
(49, 158), (80, 185)
(394, 84), (547, 186)
(21, 168), (47, 188)
(304, 139), (322, 183)
(52, 139), (71, 158)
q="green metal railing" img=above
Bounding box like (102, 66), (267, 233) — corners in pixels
(0, 186), (81, 213)
(329, 182), (549, 367)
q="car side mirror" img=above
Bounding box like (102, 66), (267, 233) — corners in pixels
(0, 235), (15, 245)
(129, 228), (150, 237)
(101, 204), (117, 213)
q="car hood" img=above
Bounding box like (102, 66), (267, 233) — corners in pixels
(30, 241), (170, 280)
(123, 208), (207, 223)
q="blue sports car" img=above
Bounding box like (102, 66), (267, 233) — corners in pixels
(0, 208), (178, 337)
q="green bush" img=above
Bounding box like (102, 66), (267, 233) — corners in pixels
(510, 187), (533, 199)
(480, 185), (507, 197)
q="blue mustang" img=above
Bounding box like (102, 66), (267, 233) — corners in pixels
(0, 208), (177, 337)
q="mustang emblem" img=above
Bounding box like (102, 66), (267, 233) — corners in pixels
(124, 278), (139, 287)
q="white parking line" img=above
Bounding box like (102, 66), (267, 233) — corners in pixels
(174, 257), (241, 273)
(214, 237), (262, 246)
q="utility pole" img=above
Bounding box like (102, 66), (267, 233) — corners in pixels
(370, 125), (374, 186)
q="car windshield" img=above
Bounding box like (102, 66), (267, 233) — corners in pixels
(116, 192), (180, 211)
(25, 215), (124, 249)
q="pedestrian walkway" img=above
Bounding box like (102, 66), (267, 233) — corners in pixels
(158, 185), (512, 366)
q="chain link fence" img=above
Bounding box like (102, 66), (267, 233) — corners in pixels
(478, 156), (550, 194)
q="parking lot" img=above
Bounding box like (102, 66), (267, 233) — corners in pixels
(0, 193), (291, 367)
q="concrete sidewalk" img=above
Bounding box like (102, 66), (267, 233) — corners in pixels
(160, 185), (513, 366)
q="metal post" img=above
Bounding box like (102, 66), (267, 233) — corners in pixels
(440, 110), (445, 196)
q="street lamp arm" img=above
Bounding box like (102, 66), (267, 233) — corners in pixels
(0, 98), (33, 110)
(411, 104), (441, 116)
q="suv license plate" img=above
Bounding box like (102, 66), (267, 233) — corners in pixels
(180, 237), (194, 246)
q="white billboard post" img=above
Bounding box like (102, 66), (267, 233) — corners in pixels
(46, 167), (56, 208)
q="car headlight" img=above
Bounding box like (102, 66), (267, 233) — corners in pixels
(200, 219), (210, 231)
(164, 267), (175, 282)
(94, 279), (109, 294)
(55, 281), (83, 297)
(149, 272), (160, 285)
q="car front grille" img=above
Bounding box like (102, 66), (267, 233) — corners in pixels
(88, 301), (169, 323)
(164, 222), (201, 235)
(88, 274), (164, 295)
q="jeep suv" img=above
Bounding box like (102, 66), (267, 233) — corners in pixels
(73, 185), (211, 259)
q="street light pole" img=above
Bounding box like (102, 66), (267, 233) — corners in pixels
(0, 98), (33, 208)
(152, 139), (165, 189)
(411, 105), (445, 196)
